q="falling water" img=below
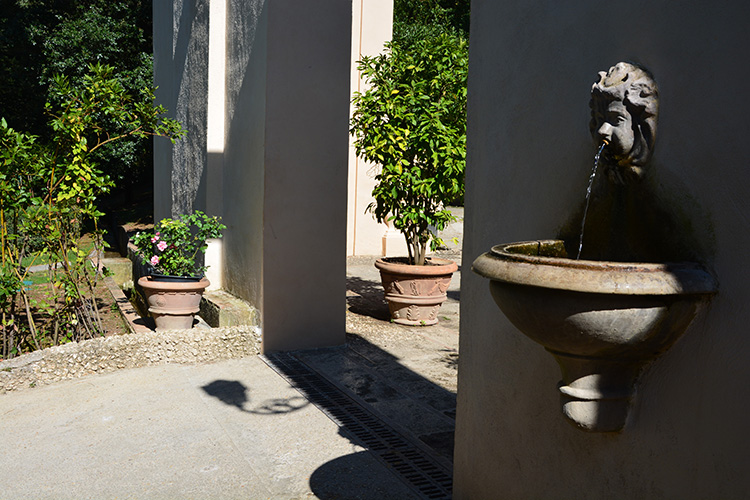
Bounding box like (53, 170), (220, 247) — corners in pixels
(576, 141), (607, 259)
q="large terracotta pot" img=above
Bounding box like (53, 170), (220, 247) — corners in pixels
(137, 276), (210, 331)
(375, 257), (458, 326)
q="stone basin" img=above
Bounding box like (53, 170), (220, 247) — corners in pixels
(472, 240), (717, 432)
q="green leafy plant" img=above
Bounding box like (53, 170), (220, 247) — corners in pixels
(1, 1), (154, 188)
(132, 211), (225, 278)
(0, 63), (183, 359)
(350, 33), (468, 265)
(393, 0), (470, 47)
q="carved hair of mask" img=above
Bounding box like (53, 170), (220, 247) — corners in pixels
(590, 62), (659, 181)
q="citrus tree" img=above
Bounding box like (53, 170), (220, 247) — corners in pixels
(350, 33), (468, 265)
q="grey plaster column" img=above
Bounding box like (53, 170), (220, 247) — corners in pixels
(454, 1), (750, 498)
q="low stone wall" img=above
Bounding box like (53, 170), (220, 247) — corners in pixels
(0, 326), (261, 393)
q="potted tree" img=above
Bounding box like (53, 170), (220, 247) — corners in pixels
(350, 33), (467, 325)
(132, 211), (225, 330)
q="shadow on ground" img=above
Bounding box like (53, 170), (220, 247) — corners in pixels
(309, 451), (422, 500)
(201, 379), (309, 415)
(204, 255), (459, 498)
(346, 276), (391, 321)
(264, 335), (456, 499)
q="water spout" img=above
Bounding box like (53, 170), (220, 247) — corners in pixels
(576, 141), (607, 259)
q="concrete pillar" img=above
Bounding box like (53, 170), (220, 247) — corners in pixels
(261, 1), (351, 351)
(155, 0), (352, 351)
(223, 0), (352, 352)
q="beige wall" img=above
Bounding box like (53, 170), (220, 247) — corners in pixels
(260, 0), (351, 351)
(454, 2), (750, 498)
(346, 0), (397, 256)
(223, 0), (352, 352)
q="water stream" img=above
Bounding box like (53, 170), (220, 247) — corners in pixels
(576, 142), (607, 259)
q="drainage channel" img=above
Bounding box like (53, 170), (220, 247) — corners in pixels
(262, 351), (453, 500)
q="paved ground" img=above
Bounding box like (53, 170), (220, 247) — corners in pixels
(0, 252), (461, 500)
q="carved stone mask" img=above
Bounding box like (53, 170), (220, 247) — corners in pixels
(590, 62), (659, 181)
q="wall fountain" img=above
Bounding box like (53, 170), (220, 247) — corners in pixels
(472, 62), (718, 432)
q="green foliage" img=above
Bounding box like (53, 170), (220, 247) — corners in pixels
(0, 0), (153, 188)
(0, 265), (20, 311)
(394, 0), (470, 32)
(393, 0), (470, 46)
(351, 33), (468, 265)
(132, 212), (226, 278)
(0, 63), (183, 359)
(45, 64), (183, 210)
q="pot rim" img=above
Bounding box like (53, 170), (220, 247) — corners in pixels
(150, 272), (204, 282)
(375, 256), (458, 276)
(137, 275), (210, 291)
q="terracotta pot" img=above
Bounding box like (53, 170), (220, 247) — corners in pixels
(137, 276), (210, 331)
(375, 257), (458, 326)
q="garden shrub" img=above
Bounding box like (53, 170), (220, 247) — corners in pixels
(351, 32), (468, 265)
(0, 64), (182, 359)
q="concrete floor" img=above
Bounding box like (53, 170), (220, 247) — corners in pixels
(0, 253), (461, 499)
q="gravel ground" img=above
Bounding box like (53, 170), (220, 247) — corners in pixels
(344, 250), (461, 393)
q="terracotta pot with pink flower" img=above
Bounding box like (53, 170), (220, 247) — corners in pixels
(132, 211), (225, 330)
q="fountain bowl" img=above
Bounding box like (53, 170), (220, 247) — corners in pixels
(472, 240), (717, 432)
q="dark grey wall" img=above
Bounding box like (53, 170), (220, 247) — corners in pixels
(455, 2), (750, 498)
(223, 0), (267, 310)
(153, 0), (209, 221)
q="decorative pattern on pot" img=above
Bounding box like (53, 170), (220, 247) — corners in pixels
(375, 257), (457, 326)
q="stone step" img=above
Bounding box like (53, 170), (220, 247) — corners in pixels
(200, 289), (258, 328)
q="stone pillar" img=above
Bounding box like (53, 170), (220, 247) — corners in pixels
(222, 0), (351, 351)
(155, 0), (351, 351)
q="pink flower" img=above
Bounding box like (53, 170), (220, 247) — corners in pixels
(150, 255), (160, 266)
(157, 240), (168, 251)
(151, 234), (159, 243)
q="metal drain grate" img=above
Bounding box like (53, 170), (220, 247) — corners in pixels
(262, 352), (453, 500)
